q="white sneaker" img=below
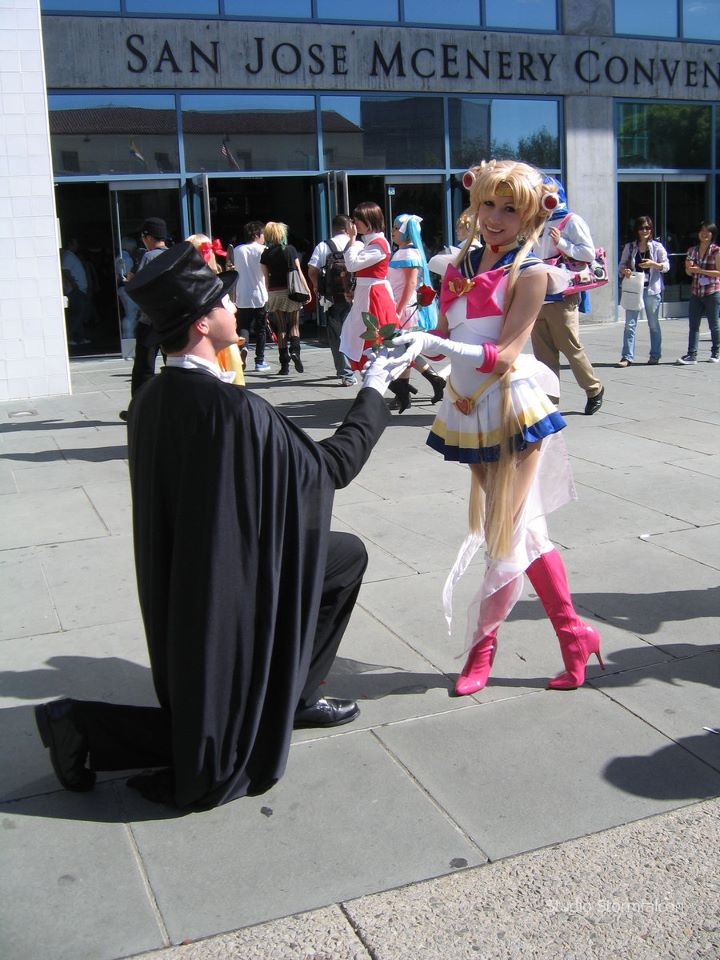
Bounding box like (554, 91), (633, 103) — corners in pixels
(255, 361), (271, 372)
(677, 354), (697, 365)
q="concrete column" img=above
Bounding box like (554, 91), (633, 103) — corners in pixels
(563, 0), (613, 36)
(0, 0), (70, 400)
(564, 95), (617, 322)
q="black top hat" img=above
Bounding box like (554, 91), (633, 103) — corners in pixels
(141, 217), (168, 240)
(126, 242), (237, 346)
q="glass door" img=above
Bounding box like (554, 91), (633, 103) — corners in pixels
(384, 177), (446, 256)
(55, 182), (116, 356)
(343, 175), (448, 251)
(618, 176), (708, 308)
(110, 180), (182, 357)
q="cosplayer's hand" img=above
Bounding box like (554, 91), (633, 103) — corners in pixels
(362, 346), (411, 395)
(391, 331), (449, 362)
(393, 331), (487, 363)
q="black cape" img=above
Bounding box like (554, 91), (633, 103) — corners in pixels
(128, 367), (388, 809)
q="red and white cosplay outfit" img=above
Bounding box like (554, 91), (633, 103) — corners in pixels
(340, 232), (398, 367)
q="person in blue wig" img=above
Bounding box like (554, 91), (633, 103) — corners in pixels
(531, 177), (605, 416)
(386, 213), (446, 412)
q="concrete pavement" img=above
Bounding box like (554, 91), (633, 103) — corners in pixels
(1, 315), (718, 959)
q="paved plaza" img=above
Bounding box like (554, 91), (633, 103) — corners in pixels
(1, 316), (718, 959)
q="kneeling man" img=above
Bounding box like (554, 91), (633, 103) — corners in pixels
(35, 242), (407, 810)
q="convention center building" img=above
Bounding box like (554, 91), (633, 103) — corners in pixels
(1, 0), (719, 398)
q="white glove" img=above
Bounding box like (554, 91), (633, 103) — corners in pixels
(392, 331), (487, 364)
(362, 345), (412, 396)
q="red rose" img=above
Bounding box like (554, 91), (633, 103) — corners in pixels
(416, 284), (436, 307)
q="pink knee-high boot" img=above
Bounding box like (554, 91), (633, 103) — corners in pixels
(454, 631), (497, 696)
(525, 549), (604, 690)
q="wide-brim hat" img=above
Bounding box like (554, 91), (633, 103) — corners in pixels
(126, 242), (237, 346)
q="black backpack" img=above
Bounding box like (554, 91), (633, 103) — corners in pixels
(319, 238), (354, 302)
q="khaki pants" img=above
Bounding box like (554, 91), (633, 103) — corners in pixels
(531, 295), (602, 399)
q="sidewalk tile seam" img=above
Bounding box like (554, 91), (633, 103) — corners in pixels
(367, 725), (493, 861)
(120, 793), (173, 951)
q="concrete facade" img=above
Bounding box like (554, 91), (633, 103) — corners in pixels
(0, 0), (70, 401)
(41, 18), (720, 101)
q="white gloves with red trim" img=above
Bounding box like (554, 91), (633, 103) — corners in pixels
(362, 345), (412, 396)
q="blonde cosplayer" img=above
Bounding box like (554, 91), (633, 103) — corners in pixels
(393, 159), (602, 696)
(459, 161), (558, 560)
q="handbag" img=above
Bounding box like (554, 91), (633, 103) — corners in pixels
(620, 272), (645, 311)
(555, 249), (609, 295)
(287, 267), (310, 304)
(548, 214), (609, 296)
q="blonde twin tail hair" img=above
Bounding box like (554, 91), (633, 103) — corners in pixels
(467, 384), (520, 562)
(459, 160), (554, 560)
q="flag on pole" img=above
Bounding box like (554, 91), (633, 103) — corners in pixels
(221, 139), (242, 171)
(129, 139), (146, 166)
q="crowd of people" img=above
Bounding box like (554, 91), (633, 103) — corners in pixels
(41, 166), (718, 811)
(93, 200), (720, 421)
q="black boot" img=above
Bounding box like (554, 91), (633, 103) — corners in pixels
(388, 379), (412, 413)
(278, 345), (290, 375)
(421, 368), (446, 403)
(289, 336), (304, 373)
(389, 382), (417, 410)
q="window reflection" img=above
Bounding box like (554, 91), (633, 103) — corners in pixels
(181, 95), (317, 172)
(41, 0), (119, 9)
(316, 0), (398, 20)
(485, 0), (557, 30)
(403, 0), (479, 25)
(124, 0), (218, 12)
(48, 95), (178, 176)
(449, 98), (560, 169)
(617, 103), (712, 169)
(225, 0), (311, 15)
(615, 0), (676, 36)
(683, 0), (720, 41)
(321, 96), (443, 169)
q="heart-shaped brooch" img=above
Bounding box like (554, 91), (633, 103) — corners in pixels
(454, 397), (475, 416)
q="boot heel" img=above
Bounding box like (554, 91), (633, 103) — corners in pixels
(390, 380), (412, 413)
(454, 636), (497, 696)
(595, 650), (605, 670)
(421, 369), (446, 403)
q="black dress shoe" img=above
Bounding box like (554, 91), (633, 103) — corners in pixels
(34, 699), (96, 792)
(293, 697), (359, 729)
(584, 386), (604, 416)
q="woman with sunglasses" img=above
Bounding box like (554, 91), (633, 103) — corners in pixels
(617, 216), (669, 366)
